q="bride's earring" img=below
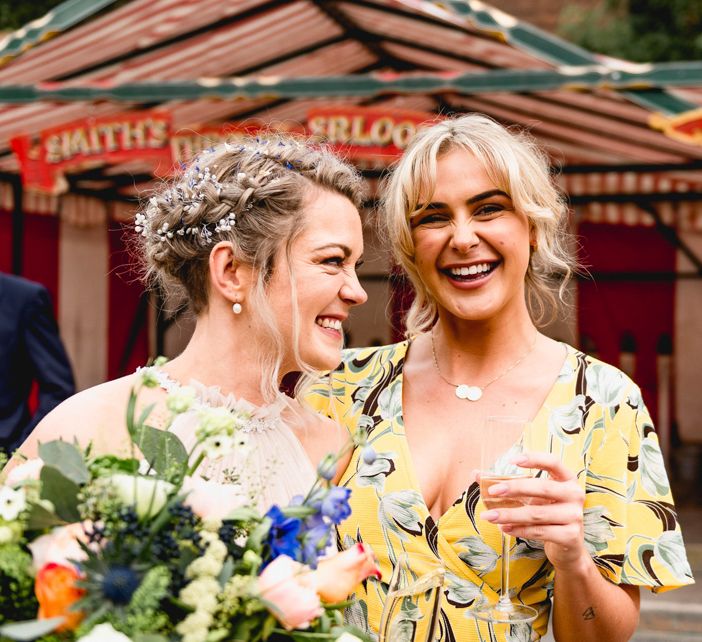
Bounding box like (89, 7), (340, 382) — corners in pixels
(232, 298), (243, 315)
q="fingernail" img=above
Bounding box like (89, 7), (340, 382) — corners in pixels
(488, 483), (507, 495)
(356, 542), (367, 554)
(372, 568), (382, 579)
(481, 510), (498, 522)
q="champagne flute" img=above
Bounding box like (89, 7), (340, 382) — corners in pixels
(379, 552), (445, 642)
(472, 416), (538, 624)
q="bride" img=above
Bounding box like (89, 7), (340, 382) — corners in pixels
(8, 134), (368, 509)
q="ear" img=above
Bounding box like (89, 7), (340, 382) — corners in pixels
(208, 241), (253, 305)
(528, 222), (538, 248)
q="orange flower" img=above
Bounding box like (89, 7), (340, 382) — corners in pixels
(35, 562), (85, 631)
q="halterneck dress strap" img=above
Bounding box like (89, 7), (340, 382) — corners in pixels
(141, 367), (317, 512)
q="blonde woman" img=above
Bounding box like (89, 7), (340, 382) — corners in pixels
(12, 135), (368, 510)
(306, 114), (693, 641)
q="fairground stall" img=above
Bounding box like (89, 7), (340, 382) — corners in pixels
(1, 0), (701, 485)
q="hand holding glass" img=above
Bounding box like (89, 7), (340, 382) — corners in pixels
(473, 416), (538, 624)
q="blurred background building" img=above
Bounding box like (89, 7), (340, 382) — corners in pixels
(1, 0), (701, 494)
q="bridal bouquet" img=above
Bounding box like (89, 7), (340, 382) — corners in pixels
(0, 366), (377, 642)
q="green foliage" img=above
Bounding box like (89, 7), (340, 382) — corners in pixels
(558, 0), (702, 62)
(0, 546), (37, 624)
(0, 1), (64, 30)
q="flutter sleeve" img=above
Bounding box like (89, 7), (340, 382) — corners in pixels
(584, 374), (694, 593)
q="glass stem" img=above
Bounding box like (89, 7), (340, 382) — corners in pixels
(498, 532), (513, 611)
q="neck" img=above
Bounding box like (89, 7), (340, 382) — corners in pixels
(432, 308), (538, 381)
(162, 308), (281, 405)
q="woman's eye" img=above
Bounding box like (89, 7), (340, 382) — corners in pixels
(474, 204), (504, 217)
(412, 212), (449, 227)
(323, 256), (344, 266)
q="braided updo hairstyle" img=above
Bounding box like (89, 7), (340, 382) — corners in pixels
(135, 134), (366, 397)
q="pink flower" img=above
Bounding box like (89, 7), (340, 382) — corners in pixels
(29, 523), (92, 570)
(5, 458), (43, 486)
(257, 555), (323, 630)
(308, 543), (381, 603)
(181, 476), (248, 521)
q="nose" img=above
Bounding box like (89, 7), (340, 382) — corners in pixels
(341, 269), (368, 306)
(449, 215), (479, 253)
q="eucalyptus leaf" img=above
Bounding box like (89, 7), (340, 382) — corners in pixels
(218, 556), (234, 588)
(225, 507), (261, 522)
(0, 617), (65, 641)
(25, 501), (66, 530)
(39, 466), (81, 522)
(133, 636), (169, 642)
(132, 423), (187, 478)
(38, 441), (89, 484)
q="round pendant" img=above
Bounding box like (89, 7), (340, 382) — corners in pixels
(455, 384), (482, 401)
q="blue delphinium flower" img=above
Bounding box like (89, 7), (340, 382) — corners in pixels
(264, 505), (302, 562)
(320, 486), (351, 524)
(300, 513), (332, 568)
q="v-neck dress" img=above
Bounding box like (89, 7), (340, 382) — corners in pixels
(305, 341), (693, 641)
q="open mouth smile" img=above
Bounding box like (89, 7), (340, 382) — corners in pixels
(442, 261), (500, 282)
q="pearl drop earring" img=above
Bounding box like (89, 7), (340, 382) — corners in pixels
(232, 301), (242, 315)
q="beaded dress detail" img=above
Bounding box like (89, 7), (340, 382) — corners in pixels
(143, 367), (316, 512)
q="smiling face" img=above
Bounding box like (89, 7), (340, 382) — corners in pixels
(267, 188), (367, 373)
(410, 148), (533, 324)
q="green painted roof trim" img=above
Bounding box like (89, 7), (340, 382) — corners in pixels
(1, 64), (700, 104)
(0, 0), (118, 66)
(426, 0), (697, 114)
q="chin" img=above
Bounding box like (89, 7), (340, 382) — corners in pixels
(302, 346), (343, 372)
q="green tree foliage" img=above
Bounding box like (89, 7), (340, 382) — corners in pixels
(558, 0), (702, 62)
(0, 1), (65, 31)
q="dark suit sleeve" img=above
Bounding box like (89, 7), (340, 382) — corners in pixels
(22, 287), (75, 432)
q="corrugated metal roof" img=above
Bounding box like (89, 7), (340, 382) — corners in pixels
(0, 0), (699, 199)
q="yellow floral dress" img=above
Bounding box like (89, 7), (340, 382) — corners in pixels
(305, 341), (694, 642)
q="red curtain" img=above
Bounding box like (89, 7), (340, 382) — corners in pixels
(577, 222), (675, 423)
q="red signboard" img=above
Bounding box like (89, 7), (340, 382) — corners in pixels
(11, 107), (437, 194)
(307, 106), (437, 162)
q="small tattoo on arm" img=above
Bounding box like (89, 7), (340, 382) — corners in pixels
(582, 607), (596, 620)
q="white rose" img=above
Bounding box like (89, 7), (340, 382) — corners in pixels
(77, 623), (133, 642)
(5, 458), (43, 487)
(107, 473), (174, 518)
(182, 475), (248, 521)
(0, 485), (26, 521)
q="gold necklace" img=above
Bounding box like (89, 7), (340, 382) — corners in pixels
(430, 328), (538, 401)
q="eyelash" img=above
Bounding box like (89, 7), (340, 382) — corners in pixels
(414, 203), (504, 226)
(323, 256), (345, 266)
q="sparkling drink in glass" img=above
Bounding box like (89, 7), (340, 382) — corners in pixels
(472, 416), (538, 625)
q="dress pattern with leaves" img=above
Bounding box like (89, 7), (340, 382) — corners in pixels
(305, 341), (694, 641)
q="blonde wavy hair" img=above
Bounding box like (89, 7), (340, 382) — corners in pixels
(381, 113), (576, 335)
